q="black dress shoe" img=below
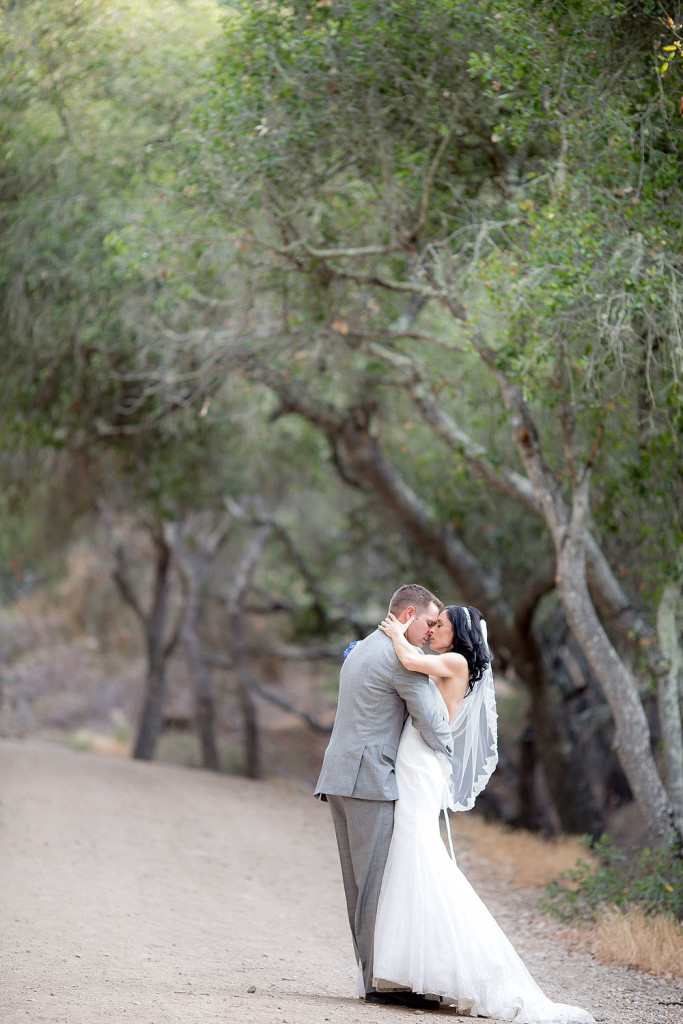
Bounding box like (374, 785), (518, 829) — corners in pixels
(365, 991), (441, 1010)
(391, 991), (441, 1010)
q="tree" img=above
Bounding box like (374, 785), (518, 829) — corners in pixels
(0, 0), (232, 759)
(167, 515), (232, 771)
(0, 0), (223, 457)
(4, 0), (680, 836)
(187, 0), (682, 843)
(106, 512), (182, 760)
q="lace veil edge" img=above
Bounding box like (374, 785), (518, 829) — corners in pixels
(445, 618), (498, 813)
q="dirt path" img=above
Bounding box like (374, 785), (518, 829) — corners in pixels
(1, 740), (681, 1024)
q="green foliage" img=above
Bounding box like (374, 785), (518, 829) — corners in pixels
(190, 0), (683, 601)
(541, 834), (683, 921)
(2, 0), (683, 648)
(0, 0), (222, 448)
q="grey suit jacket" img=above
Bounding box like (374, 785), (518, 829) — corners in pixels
(314, 630), (453, 801)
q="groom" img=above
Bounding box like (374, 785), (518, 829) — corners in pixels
(315, 584), (453, 1007)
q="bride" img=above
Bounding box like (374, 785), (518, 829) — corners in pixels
(374, 605), (595, 1024)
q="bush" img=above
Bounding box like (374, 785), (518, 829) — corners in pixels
(540, 835), (683, 923)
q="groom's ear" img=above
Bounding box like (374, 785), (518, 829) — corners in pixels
(398, 605), (416, 623)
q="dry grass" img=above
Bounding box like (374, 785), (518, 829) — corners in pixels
(67, 729), (131, 757)
(453, 813), (595, 889)
(455, 815), (683, 980)
(583, 907), (683, 979)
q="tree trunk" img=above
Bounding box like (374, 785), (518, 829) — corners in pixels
(133, 659), (168, 761)
(511, 619), (605, 838)
(167, 519), (231, 773)
(132, 532), (175, 762)
(181, 575), (220, 771)
(106, 515), (180, 764)
(492, 368), (678, 847)
(655, 580), (683, 837)
(226, 525), (272, 779)
(232, 609), (263, 779)
(555, 489), (676, 848)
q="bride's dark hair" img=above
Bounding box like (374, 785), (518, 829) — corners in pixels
(443, 605), (492, 694)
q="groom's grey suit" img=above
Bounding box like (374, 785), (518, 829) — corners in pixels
(315, 629), (453, 995)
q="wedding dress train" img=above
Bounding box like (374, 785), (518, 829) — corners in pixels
(373, 707), (596, 1023)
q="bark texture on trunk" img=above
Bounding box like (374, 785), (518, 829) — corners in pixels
(492, 367), (678, 847)
(168, 519), (232, 773)
(556, 489), (676, 848)
(227, 525), (272, 780)
(133, 661), (168, 762)
(656, 580), (683, 837)
(232, 610), (263, 780)
(181, 574), (219, 772)
(510, 612), (605, 838)
(119, 531), (179, 762)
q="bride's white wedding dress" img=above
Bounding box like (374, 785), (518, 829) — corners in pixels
(373, 694), (595, 1023)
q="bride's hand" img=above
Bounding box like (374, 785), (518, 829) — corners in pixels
(379, 612), (413, 639)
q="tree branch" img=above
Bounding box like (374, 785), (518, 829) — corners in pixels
(203, 651), (333, 733)
(98, 501), (147, 626)
(243, 359), (516, 652)
(409, 119), (457, 241)
(366, 341), (538, 512)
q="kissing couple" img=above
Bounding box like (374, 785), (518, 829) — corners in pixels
(315, 583), (595, 1021)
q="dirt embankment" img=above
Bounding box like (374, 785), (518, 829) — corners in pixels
(1, 739), (681, 1024)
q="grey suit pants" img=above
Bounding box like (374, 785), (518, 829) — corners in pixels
(327, 794), (395, 995)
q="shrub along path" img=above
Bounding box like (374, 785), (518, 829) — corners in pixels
(0, 739), (681, 1024)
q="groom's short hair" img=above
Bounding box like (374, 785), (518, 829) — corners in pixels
(389, 583), (440, 616)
